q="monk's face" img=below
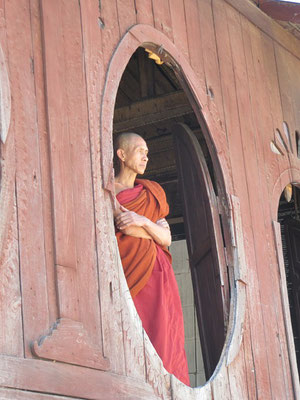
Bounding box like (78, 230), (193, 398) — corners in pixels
(122, 135), (149, 175)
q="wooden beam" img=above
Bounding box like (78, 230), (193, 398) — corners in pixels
(0, 355), (158, 400)
(223, 0), (300, 60)
(113, 91), (193, 133)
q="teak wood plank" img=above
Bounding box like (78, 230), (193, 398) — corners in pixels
(243, 16), (291, 399)
(249, 24), (294, 400)
(79, 0), (126, 375)
(0, 0), (23, 359)
(183, 0), (206, 92)
(0, 195), (23, 357)
(5, 0), (50, 356)
(223, 0), (300, 61)
(0, 355), (158, 400)
(169, 0), (189, 60)
(99, 0), (121, 69)
(197, 0), (225, 126)
(116, 0), (137, 38)
(0, 387), (80, 400)
(211, 2), (250, 397)
(40, 0), (77, 272)
(197, 0), (235, 200)
(135, 0), (154, 25)
(260, 33), (294, 397)
(29, 0), (58, 324)
(152, 0), (174, 42)
(275, 44), (300, 171)
(228, 7), (285, 399)
(41, 0), (103, 343)
(259, 35), (289, 185)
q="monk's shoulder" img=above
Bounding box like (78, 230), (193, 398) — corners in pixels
(138, 179), (165, 195)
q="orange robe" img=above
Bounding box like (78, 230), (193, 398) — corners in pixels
(116, 179), (190, 386)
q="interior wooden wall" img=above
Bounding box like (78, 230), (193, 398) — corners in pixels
(0, 0), (300, 399)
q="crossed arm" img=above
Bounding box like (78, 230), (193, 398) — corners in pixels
(114, 203), (171, 247)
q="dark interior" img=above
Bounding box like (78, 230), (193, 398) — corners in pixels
(113, 47), (215, 241)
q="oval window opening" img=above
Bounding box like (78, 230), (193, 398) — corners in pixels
(113, 46), (230, 387)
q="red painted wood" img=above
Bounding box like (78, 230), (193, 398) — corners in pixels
(152, 0), (174, 41)
(183, 0), (206, 91)
(99, 0), (121, 68)
(29, 0), (58, 324)
(169, 0), (189, 60)
(135, 0), (154, 25)
(242, 16), (290, 399)
(0, 355), (158, 400)
(0, 387), (79, 400)
(116, 0), (137, 37)
(40, 0), (105, 367)
(0, 198), (23, 357)
(79, 0), (126, 375)
(5, 0), (50, 357)
(212, 3), (250, 398)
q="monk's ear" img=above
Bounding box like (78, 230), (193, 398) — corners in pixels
(117, 148), (125, 161)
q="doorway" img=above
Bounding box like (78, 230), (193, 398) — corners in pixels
(278, 183), (300, 373)
(113, 47), (229, 386)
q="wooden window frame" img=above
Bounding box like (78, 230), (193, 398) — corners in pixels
(101, 24), (248, 395)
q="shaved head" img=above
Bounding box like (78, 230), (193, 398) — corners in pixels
(114, 132), (143, 153)
(114, 132), (146, 174)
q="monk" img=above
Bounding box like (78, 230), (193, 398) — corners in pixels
(114, 132), (190, 386)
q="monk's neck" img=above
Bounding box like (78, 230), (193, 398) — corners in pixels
(115, 170), (137, 190)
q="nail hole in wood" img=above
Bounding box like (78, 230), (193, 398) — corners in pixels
(98, 17), (105, 29)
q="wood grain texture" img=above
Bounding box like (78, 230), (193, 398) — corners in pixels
(79, 0), (126, 375)
(243, 15), (292, 399)
(29, 0), (58, 325)
(152, 0), (173, 41)
(41, 0), (103, 345)
(116, 0), (137, 37)
(0, 355), (158, 400)
(0, 194), (23, 357)
(5, 0), (50, 356)
(0, 387), (80, 400)
(169, 0), (189, 60)
(135, 0), (154, 25)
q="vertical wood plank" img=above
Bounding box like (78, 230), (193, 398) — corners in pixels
(241, 14), (292, 399)
(42, 0), (104, 342)
(169, 0), (189, 60)
(260, 33), (294, 398)
(183, 0), (206, 91)
(197, 0), (225, 125)
(275, 44), (300, 169)
(5, 0), (50, 356)
(152, 0), (173, 41)
(212, 1), (263, 398)
(79, 0), (126, 374)
(29, 0), (58, 324)
(0, 195), (23, 357)
(99, 0), (120, 69)
(135, 0), (154, 25)
(116, 0), (137, 37)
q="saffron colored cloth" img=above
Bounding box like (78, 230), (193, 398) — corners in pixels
(116, 179), (190, 386)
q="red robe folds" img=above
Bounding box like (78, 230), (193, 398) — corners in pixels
(116, 179), (190, 386)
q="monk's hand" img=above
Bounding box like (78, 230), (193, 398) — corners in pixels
(115, 206), (148, 230)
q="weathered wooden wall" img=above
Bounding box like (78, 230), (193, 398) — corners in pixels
(0, 0), (300, 399)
